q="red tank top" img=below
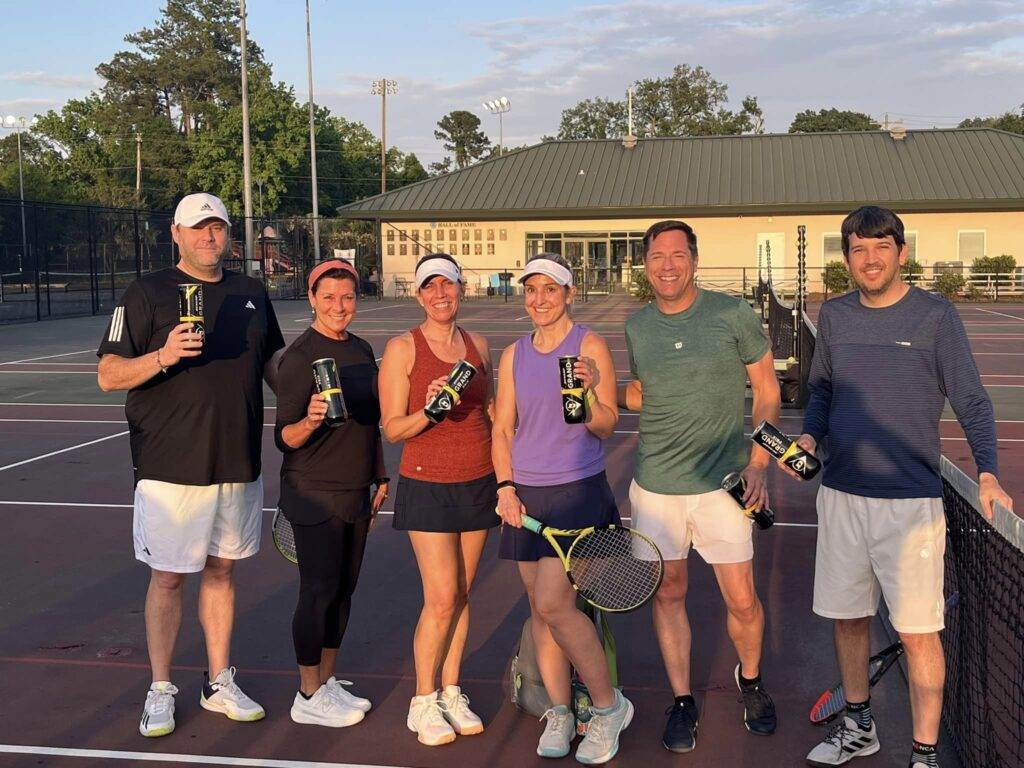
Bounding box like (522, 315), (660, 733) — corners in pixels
(399, 326), (493, 482)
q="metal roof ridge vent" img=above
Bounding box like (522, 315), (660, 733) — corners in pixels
(889, 122), (907, 141)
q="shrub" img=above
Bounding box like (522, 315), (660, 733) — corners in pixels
(631, 268), (654, 301)
(901, 259), (924, 284)
(822, 260), (851, 296)
(934, 272), (966, 299)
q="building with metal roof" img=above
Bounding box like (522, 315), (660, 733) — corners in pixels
(338, 129), (1024, 297)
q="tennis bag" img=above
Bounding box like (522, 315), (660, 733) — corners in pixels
(507, 618), (553, 717)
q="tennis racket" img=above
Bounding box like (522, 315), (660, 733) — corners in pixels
(809, 591), (960, 724)
(519, 512), (664, 613)
(271, 508), (298, 564)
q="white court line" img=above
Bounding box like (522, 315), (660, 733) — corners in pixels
(3, 362), (97, 367)
(0, 349), (93, 366)
(0, 370), (97, 375)
(973, 308), (1024, 322)
(0, 501), (397, 515)
(0, 431), (129, 473)
(0, 419), (124, 424)
(0, 744), (409, 768)
(291, 305), (404, 321)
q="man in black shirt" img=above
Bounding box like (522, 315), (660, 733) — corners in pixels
(97, 193), (285, 738)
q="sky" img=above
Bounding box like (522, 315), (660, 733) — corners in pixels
(1, 0), (1023, 165)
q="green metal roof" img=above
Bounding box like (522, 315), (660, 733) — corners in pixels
(337, 129), (1024, 221)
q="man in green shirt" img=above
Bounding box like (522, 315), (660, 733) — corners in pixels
(619, 220), (782, 753)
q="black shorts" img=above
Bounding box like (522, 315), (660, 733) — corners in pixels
(392, 472), (500, 532)
(499, 471), (620, 562)
(279, 481), (371, 526)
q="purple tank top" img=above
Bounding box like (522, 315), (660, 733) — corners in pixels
(511, 324), (605, 486)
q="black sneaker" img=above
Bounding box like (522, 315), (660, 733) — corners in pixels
(734, 664), (776, 735)
(662, 697), (699, 753)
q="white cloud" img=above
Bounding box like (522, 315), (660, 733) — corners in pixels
(1, 71), (100, 89)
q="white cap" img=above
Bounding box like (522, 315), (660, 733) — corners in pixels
(173, 193), (231, 227)
(519, 256), (573, 286)
(415, 255), (462, 288)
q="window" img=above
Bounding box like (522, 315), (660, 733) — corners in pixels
(487, 243), (495, 255)
(400, 230), (407, 241)
(474, 229), (482, 240)
(500, 229), (508, 241)
(823, 233), (843, 262)
(424, 229), (431, 241)
(462, 243), (470, 256)
(410, 229), (419, 242)
(413, 244), (420, 256)
(400, 244), (407, 256)
(905, 231), (918, 262)
(387, 244), (394, 256)
(474, 243), (482, 255)
(386, 229), (394, 241)
(487, 228), (495, 241)
(958, 231), (985, 262)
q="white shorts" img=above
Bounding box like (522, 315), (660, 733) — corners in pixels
(813, 485), (946, 634)
(628, 479), (753, 563)
(133, 477), (264, 573)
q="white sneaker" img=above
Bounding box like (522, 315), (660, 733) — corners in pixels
(139, 681), (178, 737)
(290, 685), (365, 728)
(537, 705), (575, 758)
(439, 684), (484, 736)
(326, 676), (371, 713)
(806, 716), (880, 766)
(407, 692), (456, 746)
(575, 689), (634, 765)
(200, 667), (265, 722)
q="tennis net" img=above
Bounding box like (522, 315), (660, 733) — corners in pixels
(940, 456), (1024, 768)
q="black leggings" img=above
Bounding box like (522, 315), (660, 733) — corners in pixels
(291, 515), (370, 667)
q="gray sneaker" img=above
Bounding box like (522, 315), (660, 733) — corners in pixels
(538, 705), (575, 758)
(575, 690), (633, 765)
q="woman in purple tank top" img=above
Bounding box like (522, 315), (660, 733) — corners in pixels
(493, 253), (633, 760)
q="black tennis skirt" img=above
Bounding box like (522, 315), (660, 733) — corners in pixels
(392, 472), (501, 532)
(499, 471), (620, 562)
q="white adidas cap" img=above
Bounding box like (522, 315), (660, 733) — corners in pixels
(173, 193), (231, 228)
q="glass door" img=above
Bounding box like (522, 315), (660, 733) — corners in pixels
(564, 240), (586, 292)
(586, 241), (610, 294)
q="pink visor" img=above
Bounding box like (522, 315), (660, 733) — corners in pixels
(307, 260), (360, 292)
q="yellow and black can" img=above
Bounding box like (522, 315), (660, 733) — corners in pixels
(558, 355), (586, 424)
(750, 420), (821, 480)
(177, 283), (205, 336)
(312, 357), (347, 428)
(424, 359), (476, 424)
(722, 472), (775, 530)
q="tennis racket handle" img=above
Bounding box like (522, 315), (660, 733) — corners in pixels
(519, 514), (544, 534)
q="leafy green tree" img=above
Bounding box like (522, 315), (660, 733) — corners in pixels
(971, 254), (1017, 296)
(900, 259), (924, 284)
(822, 260), (851, 296)
(557, 98), (628, 140)
(556, 64), (761, 140)
(934, 272), (966, 299)
(959, 105), (1024, 135)
(434, 111), (491, 169)
(789, 109), (880, 133)
(428, 157), (453, 176)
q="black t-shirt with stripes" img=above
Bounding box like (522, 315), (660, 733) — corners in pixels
(97, 266), (285, 486)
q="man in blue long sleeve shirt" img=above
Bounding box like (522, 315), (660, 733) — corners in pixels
(799, 207), (1012, 768)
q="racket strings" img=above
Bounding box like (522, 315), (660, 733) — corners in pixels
(568, 528), (662, 611)
(273, 511), (297, 562)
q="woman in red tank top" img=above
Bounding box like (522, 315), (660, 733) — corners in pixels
(378, 254), (498, 746)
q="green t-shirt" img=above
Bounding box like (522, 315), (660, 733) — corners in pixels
(626, 289), (769, 494)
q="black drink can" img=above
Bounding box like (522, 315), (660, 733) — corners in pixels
(177, 283), (205, 335)
(312, 357), (347, 428)
(424, 359), (477, 424)
(558, 355), (586, 424)
(722, 472), (775, 530)
(750, 420), (821, 480)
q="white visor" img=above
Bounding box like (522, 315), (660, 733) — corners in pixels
(415, 256), (462, 288)
(519, 257), (573, 286)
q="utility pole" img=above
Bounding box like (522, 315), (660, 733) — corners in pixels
(305, 0), (321, 261)
(239, 0), (255, 275)
(135, 130), (142, 204)
(371, 78), (398, 193)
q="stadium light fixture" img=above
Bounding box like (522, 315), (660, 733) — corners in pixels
(370, 78), (398, 193)
(482, 97), (511, 155)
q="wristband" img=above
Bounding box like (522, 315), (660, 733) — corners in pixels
(155, 349), (169, 374)
(496, 480), (516, 491)
(585, 388), (597, 405)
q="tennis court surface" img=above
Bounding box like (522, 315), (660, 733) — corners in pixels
(1, 295), (1022, 768)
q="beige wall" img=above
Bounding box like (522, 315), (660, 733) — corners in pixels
(380, 211), (1024, 295)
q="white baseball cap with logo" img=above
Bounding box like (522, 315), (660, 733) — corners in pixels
(173, 193), (231, 228)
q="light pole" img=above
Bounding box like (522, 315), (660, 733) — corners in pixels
(2, 115), (36, 281)
(370, 78), (398, 193)
(482, 97), (511, 155)
(239, 0), (255, 275)
(305, 0), (321, 261)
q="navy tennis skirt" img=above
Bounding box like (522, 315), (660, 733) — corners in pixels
(392, 472), (500, 532)
(498, 471), (620, 562)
